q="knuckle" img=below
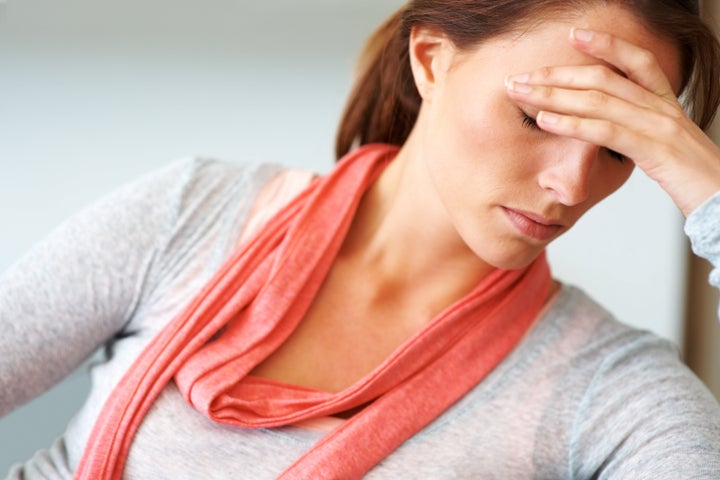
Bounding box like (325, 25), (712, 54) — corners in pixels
(538, 85), (554, 100)
(590, 65), (613, 84)
(537, 66), (553, 82)
(666, 104), (686, 121)
(658, 115), (683, 136)
(636, 50), (657, 71)
(586, 90), (609, 110)
(652, 97), (683, 120)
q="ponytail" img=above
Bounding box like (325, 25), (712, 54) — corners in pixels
(334, 7), (420, 160)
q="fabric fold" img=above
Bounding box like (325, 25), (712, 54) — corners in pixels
(74, 144), (552, 480)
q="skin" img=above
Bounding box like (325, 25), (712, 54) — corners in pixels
(251, 4), (720, 394)
(507, 17), (720, 218)
(392, 3), (684, 275)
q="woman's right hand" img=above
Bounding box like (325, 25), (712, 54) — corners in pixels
(506, 27), (720, 217)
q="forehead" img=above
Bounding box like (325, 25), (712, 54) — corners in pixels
(463, 4), (683, 94)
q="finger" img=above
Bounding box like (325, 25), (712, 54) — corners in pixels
(535, 110), (645, 163)
(505, 81), (665, 139)
(534, 107), (689, 171)
(568, 27), (678, 99)
(506, 64), (681, 117)
(536, 109), (720, 216)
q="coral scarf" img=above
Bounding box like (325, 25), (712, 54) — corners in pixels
(75, 144), (552, 479)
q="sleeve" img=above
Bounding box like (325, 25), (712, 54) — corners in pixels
(0, 159), (201, 417)
(569, 333), (720, 479)
(685, 190), (720, 289)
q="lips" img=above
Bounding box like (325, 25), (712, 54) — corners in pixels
(502, 207), (563, 241)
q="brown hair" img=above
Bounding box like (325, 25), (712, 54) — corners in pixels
(335, 0), (720, 160)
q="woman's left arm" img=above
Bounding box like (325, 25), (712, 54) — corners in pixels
(506, 27), (720, 217)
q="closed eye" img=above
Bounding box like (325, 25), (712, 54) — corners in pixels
(522, 113), (540, 130)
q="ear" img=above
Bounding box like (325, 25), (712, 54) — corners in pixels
(408, 26), (455, 101)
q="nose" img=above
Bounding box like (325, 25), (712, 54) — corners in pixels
(537, 140), (599, 206)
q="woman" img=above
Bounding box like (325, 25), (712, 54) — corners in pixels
(3, 0), (720, 478)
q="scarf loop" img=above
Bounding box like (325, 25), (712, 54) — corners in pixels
(75, 144), (552, 479)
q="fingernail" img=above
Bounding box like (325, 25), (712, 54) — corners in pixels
(506, 80), (532, 94)
(538, 111), (559, 125)
(572, 28), (594, 42)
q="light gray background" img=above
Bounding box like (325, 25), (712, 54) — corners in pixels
(0, 0), (688, 472)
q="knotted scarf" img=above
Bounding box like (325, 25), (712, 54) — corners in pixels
(75, 144), (552, 479)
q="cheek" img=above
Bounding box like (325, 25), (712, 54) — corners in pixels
(423, 77), (538, 194)
(453, 92), (511, 148)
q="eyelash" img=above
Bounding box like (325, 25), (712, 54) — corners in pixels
(521, 113), (626, 163)
(522, 113), (540, 130)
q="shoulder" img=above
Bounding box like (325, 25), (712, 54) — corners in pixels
(547, 286), (720, 478)
(144, 156), (286, 212)
(525, 285), (672, 372)
(152, 157), (315, 249)
(114, 156), (302, 333)
(119, 156), (292, 246)
(398, 285), (718, 478)
(542, 285), (703, 401)
(63, 157), (286, 233)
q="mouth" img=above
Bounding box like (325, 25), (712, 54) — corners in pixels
(501, 207), (564, 241)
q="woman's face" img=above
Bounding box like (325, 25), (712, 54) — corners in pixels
(412, 4), (682, 270)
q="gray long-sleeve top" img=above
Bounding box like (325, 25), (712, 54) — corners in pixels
(2, 157), (720, 479)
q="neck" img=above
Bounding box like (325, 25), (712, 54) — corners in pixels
(338, 139), (495, 310)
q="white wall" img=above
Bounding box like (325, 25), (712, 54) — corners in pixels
(0, 0), (688, 473)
